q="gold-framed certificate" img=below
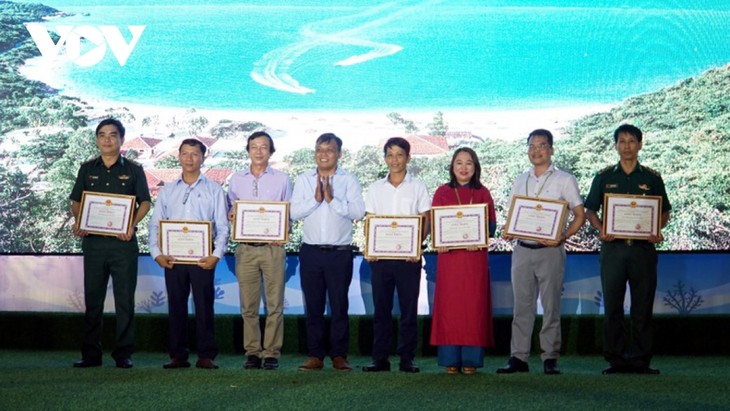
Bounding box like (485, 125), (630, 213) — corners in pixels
(602, 194), (662, 239)
(431, 204), (489, 250)
(232, 201), (289, 243)
(159, 220), (212, 264)
(364, 215), (423, 260)
(504, 195), (569, 242)
(77, 191), (135, 237)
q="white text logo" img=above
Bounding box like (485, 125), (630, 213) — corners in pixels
(25, 23), (145, 67)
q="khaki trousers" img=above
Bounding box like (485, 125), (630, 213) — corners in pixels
(235, 244), (286, 358)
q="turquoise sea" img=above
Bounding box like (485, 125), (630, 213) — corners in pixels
(17, 0), (730, 110)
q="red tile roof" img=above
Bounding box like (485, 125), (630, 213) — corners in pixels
(204, 168), (234, 185)
(122, 136), (162, 150)
(378, 135), (449, 156)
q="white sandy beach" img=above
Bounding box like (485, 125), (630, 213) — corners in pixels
(20, 56), (613, 159)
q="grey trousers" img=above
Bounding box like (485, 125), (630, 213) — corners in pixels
(509, 244), (566, 362)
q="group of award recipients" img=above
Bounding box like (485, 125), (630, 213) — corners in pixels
(70, 118), (671, 376)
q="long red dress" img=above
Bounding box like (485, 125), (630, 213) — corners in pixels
(429, 184), (496, 347)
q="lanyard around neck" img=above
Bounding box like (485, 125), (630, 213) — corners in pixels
(454, 187), (473, 205)
(526, 170), (553, 198)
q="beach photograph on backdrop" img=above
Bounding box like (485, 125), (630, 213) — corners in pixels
(1, 1), (729, 314)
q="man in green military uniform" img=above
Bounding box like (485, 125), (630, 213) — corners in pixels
(585, 124), (671, 375)
(69, 118), (151, 369)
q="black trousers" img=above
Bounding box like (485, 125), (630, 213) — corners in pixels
(81, 236), (138, 361)
(299, 244), (353, 359)
(370, 259), (422, 363)
(165, 264), (218, 360)
(600, 241), (657, 368)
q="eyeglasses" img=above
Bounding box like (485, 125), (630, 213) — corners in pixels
(528, 143), (550, 152)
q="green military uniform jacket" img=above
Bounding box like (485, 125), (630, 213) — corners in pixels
(69, 156), (151, 208)
(584, 161), (671, 216)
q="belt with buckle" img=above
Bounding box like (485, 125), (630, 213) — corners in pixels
(304, 243), (354, 252)
(245, 242), (268, 247)
(517, 241), (546, 250)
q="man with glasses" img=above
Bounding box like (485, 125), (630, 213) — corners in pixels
(585, 124), (670, 375)
(70, 118), (151, 369)
(290, 133), (365, 372)
(227, 131), (292, 370)
(149, 139), (229, 369)
(497, 129), (585, 375)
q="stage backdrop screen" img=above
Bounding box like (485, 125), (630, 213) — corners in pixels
(2, 0), (729, 315)
(2, 1), (729, 254)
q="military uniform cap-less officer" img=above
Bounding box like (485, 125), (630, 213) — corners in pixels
(69, 119), (151, 369)
(585, 124), (671, 375)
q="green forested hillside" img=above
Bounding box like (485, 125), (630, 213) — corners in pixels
(0, 1), (728, 252)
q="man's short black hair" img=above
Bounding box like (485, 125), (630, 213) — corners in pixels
(527, 129), (553, 146)
(316, 133), (343, 152)
(96, 118), (126, 140)
(246, 131), (276, 154)
(179, 138), (207, 156)
(613, 124), (643, 143)
(383, 137), (411, 156)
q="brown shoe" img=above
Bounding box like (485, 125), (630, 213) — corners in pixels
(445, 366), (459, 375)
(297, 356), (324, 371)
(332, 356), (352, 372)
(195, 358), (219, 369)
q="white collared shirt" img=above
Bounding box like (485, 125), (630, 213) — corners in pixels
(365, 172), (431, 215)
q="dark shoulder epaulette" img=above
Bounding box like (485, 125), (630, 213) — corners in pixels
(80, 157), (99, 167)
(642, 165), (662, 177)
(124, 156), (143, 167)
(597, 165), (613, 175)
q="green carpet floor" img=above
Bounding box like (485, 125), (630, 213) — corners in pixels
(1, 351), (728, 410)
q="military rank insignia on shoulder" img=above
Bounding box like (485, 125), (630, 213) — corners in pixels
(642, 165), (662, 177)
(597, 165), (613, 175)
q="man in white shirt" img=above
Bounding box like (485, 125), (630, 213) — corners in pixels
(362, 137), (431, 373)
(497, 129), (585, 375)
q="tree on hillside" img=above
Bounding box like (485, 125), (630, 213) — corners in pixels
(427, 111), (448, 136)
(387, 112), (419, 135)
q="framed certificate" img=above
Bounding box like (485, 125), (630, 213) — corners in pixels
(159, 220), (212, 264)
(504, 195), (569, 242)
(603, 194), (662, 239)
(431, 204), (489, 250)
(77, 191), (135, 237)
(232, 201), (289, 243)
(364, 215), (423, 260)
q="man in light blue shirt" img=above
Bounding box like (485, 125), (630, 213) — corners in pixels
(290, 133), (365, 372)
(148, 138), (230, 370)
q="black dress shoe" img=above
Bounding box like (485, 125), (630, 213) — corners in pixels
(362, 361), (391, 372)
(602, 364), (629, 375)
(244, 355), (262, 369)
(634, 366), (660, 375)
(543, 359), (561, 375)
(496, 357), (529, 374)
(163, 358), (191, 369)
(73, 358), (102, 368)
(399, 360), (420, 373)
(263, 357), (279, 370)
(115, 358), (133, 369)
